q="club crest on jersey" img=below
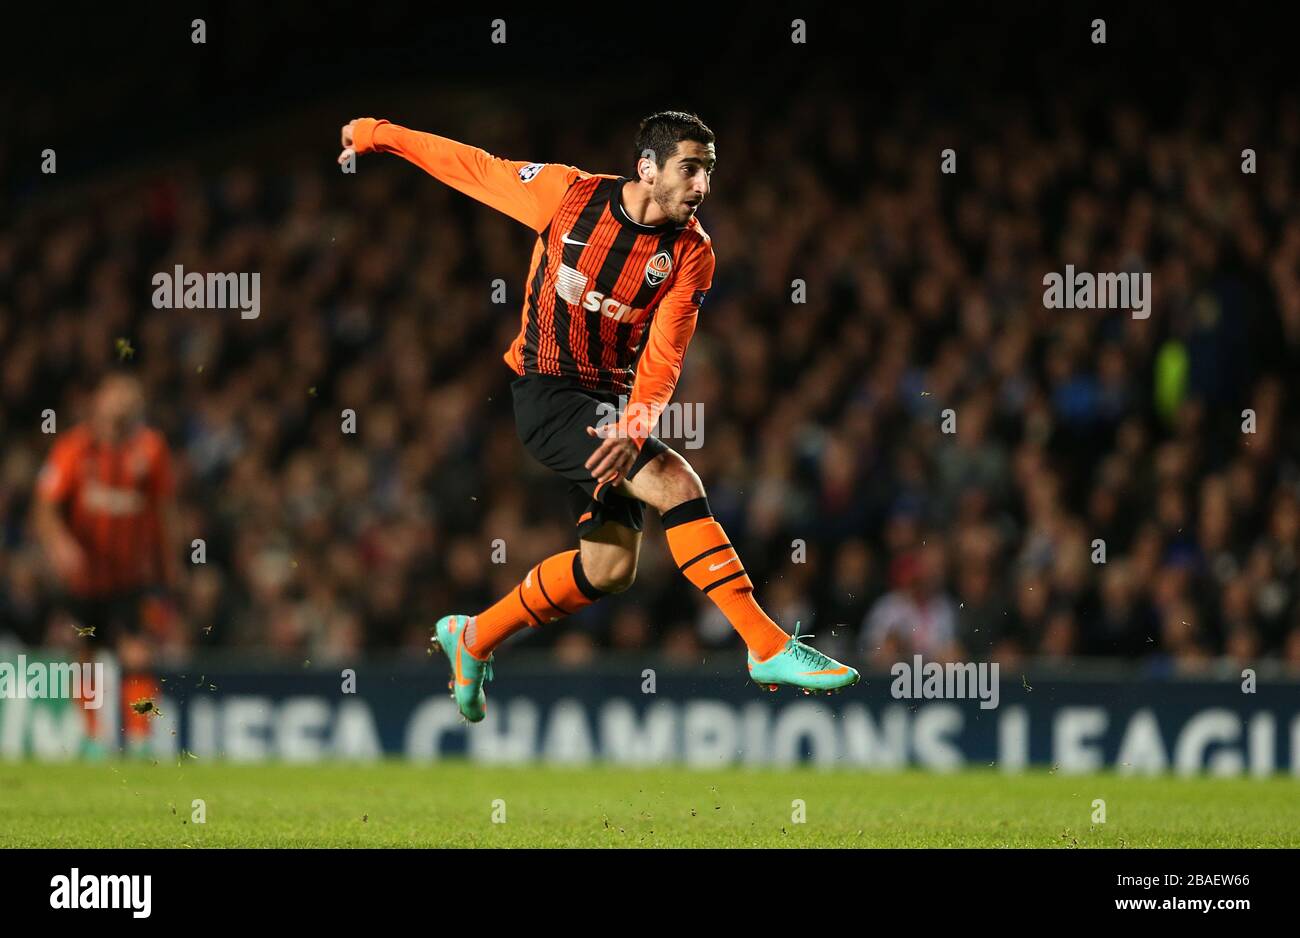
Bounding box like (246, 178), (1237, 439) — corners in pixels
(518, 163), (544, 183)
(644, 250), (673, 288)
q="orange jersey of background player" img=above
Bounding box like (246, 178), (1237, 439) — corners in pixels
(348, 118), (715, 444)
(36, 422), (175, 598)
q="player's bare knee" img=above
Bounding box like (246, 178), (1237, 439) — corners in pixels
(652, 451), (705, 510)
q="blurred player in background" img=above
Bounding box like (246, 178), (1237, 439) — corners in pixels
(33, 372), (179, 752)
(339, 111), (859, 722)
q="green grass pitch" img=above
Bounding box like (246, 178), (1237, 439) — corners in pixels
(3, 761), (1298, 847)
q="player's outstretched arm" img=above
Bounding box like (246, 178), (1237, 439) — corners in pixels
(338, 117), (583, 232)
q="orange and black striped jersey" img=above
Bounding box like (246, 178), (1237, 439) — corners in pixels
(351, 118), (714, 444)
(36, 424), (174, 598)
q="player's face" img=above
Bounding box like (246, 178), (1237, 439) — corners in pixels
(92, 379), (144, 443)
(653, 140), (715, 224)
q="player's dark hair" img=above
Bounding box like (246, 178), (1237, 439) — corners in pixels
(634, 111), (714, 176)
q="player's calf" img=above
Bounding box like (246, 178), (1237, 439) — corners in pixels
(656, 494), (791, 661)
(461, 548), (606, 658)
(578, 524), (640, 593)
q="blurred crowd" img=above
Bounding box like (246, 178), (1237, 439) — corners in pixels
(2, 85), (1300, 675)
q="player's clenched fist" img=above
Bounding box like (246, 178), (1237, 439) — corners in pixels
(338, 118), (387, 165)
(337, 120), (357, 166)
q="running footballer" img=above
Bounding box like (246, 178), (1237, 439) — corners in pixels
(337, 111), (859, 722)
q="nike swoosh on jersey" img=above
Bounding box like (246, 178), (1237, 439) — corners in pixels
(561, 231), (588, 246)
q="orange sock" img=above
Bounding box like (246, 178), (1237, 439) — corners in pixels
(466, 549), (605, 657)
(662, 497), (789, 660)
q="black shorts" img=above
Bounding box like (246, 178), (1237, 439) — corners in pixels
(511, 374), (668, 537)
(62, 589), (145, 645)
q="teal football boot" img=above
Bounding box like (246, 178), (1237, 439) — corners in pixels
(432, 615), (494, 722)
(747, 622), (860, 695)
